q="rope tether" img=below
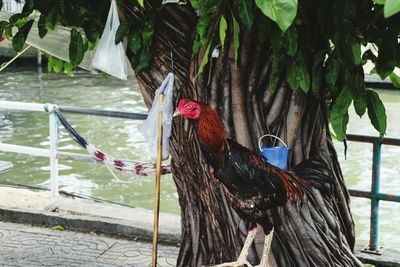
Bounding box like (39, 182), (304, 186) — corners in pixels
(55, 111), (171, 176)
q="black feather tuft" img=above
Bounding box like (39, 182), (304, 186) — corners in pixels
(293, 159), (334, 197)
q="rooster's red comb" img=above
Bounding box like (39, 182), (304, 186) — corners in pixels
(177, 99), (188, 108)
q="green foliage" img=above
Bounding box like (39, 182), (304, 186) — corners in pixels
(376, 28), (397, 79)
(233, 16), (240, 65)
(191, 0), (219, 54)
(234, 0), (254, 28)
(196, 42), (212, 79)
(48, 56), (64, 73)
(330, 86), (352, 141)
(0, 0), (156, 73)
(311, 51), (325, 95)
(255, 0), (298, 32)
(12, 20), (34, 52)
(219, 15), (227, 49)
(366, 89), (387, 139)
(2, 0), (399, 140)
(384, 0), (400, 18)
(51, 225), (65, 231)
(69, 28), (86, 68)
(115, 21), (130, 44)
(282, 26), (297, 57)
(286, 51), (310, 92)
(389, 73), (400, 88)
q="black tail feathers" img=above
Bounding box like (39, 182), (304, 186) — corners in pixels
(293, 159), (334, 197)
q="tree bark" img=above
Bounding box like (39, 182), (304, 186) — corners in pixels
(132, 4), (358, 267)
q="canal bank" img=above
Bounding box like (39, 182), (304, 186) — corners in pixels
(0, 185), (180, 244)
(0, 184), (399, 266)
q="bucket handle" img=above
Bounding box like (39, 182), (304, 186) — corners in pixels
(258, 134), (288, 151)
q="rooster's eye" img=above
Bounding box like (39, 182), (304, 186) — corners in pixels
(191, 107), (197, 112)
(186, 104), (193, 109)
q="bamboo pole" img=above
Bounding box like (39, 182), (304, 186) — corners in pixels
(152, 94), (164, 267)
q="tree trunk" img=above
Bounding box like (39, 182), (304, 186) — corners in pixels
(133, 5), (359, 267)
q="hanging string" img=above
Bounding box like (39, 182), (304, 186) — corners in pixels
(55, 111), (172, 176)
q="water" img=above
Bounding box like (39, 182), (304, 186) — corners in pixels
(0, 67), (399, 249)
(0, 67), (180, 214)
(333, 89), (400, 249)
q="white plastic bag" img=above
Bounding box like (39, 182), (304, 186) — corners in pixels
(139, 73), (175, 160)
(92, 0), (128, 80)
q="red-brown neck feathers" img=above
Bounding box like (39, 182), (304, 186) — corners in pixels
(194, 104), (225, 161)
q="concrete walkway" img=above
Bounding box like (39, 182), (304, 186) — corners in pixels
(0, 185), (181, 266)
(0, 221), (179, 267)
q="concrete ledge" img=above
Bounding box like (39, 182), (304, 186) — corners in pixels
(0, 186), (181, 245)
(355, 245), (400, 267)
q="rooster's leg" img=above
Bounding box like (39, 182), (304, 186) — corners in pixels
(216, 225), (258, 267)
(255, 228), (274, 267)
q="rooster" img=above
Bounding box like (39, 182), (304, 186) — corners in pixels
(173, 99), (334, 267)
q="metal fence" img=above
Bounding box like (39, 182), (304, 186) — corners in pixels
(0, 100), (147, 197)
(0, 100), (399, 254)
(346, 134), (400, 254)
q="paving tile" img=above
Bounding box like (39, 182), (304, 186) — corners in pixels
(0, 221), (178, 267)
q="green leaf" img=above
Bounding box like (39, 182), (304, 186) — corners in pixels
(9, 12), (30, 24)
(38, 14), (47, 38)
(233, 16), (240, 65)
(12, 31), (25, 52)
(326, 58), (339, 87)
(269, 52), (286, 91)
(12, 20), (34, 52)
(51, 225), (65, 231)
(287, 52), (310, 92)
(311, 50), (325, 95)
(384, 0), (400, 18)
(376, 29), (397, 79)
(141, 20), (154, 47)
(45, 8), (58, 31)
(134, 48), (152, 72)
(48, 56), (63, 73)
(128, 31), (142, 54)
(282, 26), (297, 57)
(330, 110), (349, 141)
(83, 20), (99, 43)
(64, 62), (74, 75)
(397, 43), (400, 66)
(69, 28), (86, 67)
(255, 0), (298, 32)
(115, 21), (129, 45)
(353, 98), (367, 117)
(389, 72), (400, 88)
(219, 15), (227, 50)
(0, 21), (9, 37)
(348, 69), (367, 117)
(137, 0), (144, 7)
(329, 86), (352, 141)
(195, 41), (212, 78)
(362, 49), (377, 65)
(366, 89), (387, 138)
(351, 39), (361, 65)
(333, 85), (352, 115)
(234, 0), (254, 28)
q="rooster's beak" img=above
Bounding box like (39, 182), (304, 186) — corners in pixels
(173, 110), (181, 117)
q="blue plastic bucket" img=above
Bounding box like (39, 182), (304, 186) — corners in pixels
(258, 134), (289, 170)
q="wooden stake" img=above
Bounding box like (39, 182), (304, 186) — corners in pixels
(152, 94), (164, 267)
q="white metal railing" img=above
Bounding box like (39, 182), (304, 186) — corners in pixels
(0, 101), (96, 197)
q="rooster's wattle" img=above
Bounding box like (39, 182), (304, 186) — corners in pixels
(174, 99), (333, 267)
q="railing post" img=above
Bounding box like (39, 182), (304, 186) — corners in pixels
(369, 142), (381, 252)
(48, 105), (59, 198)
